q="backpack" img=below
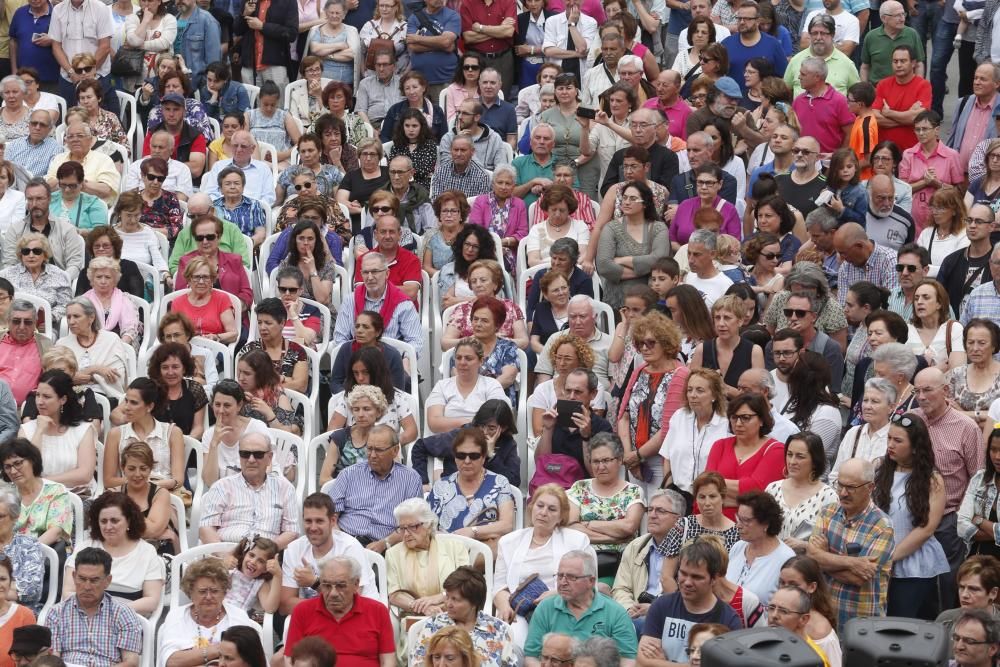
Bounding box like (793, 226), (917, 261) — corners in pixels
(365, 21), (403, 71)
(529, 453), (586, 496)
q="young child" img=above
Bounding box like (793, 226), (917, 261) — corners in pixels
(224, 536), (282, 623)
(847, 81), (878, 181)
(715, 235), (749, 284)
(821, 148), (868, 225)
(648, 257), (680, 304)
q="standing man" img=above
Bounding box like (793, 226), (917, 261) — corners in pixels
(802, 206), (842, 289)
(512, 123), (556, 208)
(859, 0), (924, 85)
(683, 229), (733, 308)
(945, 63), (1000, 170)
(961, 243), (1000, 325)
(768, 329), (803, 412)
(937, 204), (995, 315)
(721, 0), (787, 91)
(48, 0), (116, 112)
(235, 0), (297, 94)
(792, 57), (855, 154)
(801, 0), (860, 56)
(542, 0), (598, 84)
(748, 123), (798, 186)
(408, 0), (461, 102)
(582, 33), (623, 108)
(478, 68), (518, 147)
(833, 222), (900, 305)
(872, 45), (931, 151)
(461, 0), (516, 99)
(887, 244), (930, 320)
(174, 0), (222, 90)
(927, 0), (960, 116)
(601, 107), (680, 197)
(644, 70), (691, 140)
(9, 0), (58, 92)
(786, 14), (860, 96)
(766, 294), (843, 389)
(864, 174), (915, 252)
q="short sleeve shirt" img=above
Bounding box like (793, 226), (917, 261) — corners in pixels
(642, 592), (743, 662)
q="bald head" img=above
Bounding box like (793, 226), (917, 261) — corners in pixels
(868, 174), (895, 215)
(880, 0), (903, 14)
(833, 223), (871, 267)
(737, 368), (774, 400)
(187, 192), (214, 217)
(914, 367), (949, 417)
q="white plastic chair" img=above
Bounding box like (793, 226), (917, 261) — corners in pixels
(365, 550), (389, 606)
(242, 83), (261, 108)
(282, 77), (332, 112)
(268, 427), (307, 502)
(68, 491), (85, 548)
(135, 613), (155, 667)
(305, 432), (331, 496)
(168, 542), (239, 606)
(191, 336), (235, 381)
(38, 543), (60, 620)
(510, 485), (525, 529)
(115, 91), (138, 156)
(439, 533), (494, 613)
(258, 141), (280, 183)
(168, 493), (190, 554)
(18, 292), (54, 340)
(158, 289), (243, 357)
(183, 435), (206, 547)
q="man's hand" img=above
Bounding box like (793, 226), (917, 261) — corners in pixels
(854, 556), (880, 581)
(292, 557), (316, 587)
(570, 404), (591, 438)
(32, 34), (52, 47)
(246, 16), (263, 29)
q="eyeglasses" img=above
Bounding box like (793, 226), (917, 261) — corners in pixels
(389, 169), (412, 176)
(696, 179), (719, 187)
(1, 459), (25, 473)
(634, 338), (659, 349)
(630, 121), (660, 130)
(555, 572), (592, 581)
(371, 205), (393, 214)
(772, 349), (799, 358)
(791, 147), (817, 155)
(646, 506), (680, 516)
(463, 242), (481, 250)
(190, 274), (213, 282)
(895, 263), (920, 273)
(766, 604), (806, 616)
(730, 413), (757, 423)
(736, 14), (758, 20)
(360, 268), (386, 276)
(28, 120), (48, 127)
(591, 456), (619, 467)
(914, 126), (937, 134)
(74, 66), (94, 74)
(966, 217), (993, 226)
(20, 248), (43, 256)
(834, 480), (872, 493)
(871, 155), (894, 163)
(952, 633), (992, 647)
(9, 319), (33, 326)
(144, 173), (166, 182)
(396, 522), (425, 533)
(454, 451), (483, 461)
(783, 308), (811, 318)
(366, 442), (397, 455)
(238, 450), (269, 460)
(194, 234), (218, 242)
(294, 182), (314, 190)
(759, 252), (780, 260)
(540, 656), (574, 666)
(698, 55), (716, 63)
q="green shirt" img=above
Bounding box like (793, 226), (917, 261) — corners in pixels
(512, 153), (556, 208)
(168, 218), (253, 273)
(786, 48), (860, 97)
(49, 192), (108, 231)
(524, 593), (639, 659)
(861, 26), (925, 86)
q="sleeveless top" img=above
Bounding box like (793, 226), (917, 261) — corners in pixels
(248, 108), (291, 151)
(887, 471), (950, 579)
(313, 28), (354, 84)
(703, 337), (755, 388)
(119, 420), (174, 481)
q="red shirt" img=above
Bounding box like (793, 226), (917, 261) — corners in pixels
(873, 75), (932, 151)
(285, 596), (394, 667)
(460, 0), (517, 52)
(354, 248), (422, 291)
(704, 436), (786, 520)
(141, 127), (208, 160)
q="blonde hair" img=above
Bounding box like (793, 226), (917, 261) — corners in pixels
(532, 483), (572, 526)
(715, 234), (741, 260)
(41, 346), (79, 375)
(183, 256), (217, 284)
(711, 294), (747, 321)
(16, 233), (51, 259)
(345, 384), (389, 417)
(423, 627), (481, 667)
(86, 256), (122, 282)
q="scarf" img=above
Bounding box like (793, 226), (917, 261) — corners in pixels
(353, 281), (409, 326)
(402, 537), (442, 598)
(84, 288), (138, 337)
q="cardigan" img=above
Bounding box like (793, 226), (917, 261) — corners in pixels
(495, 527), (593, 593)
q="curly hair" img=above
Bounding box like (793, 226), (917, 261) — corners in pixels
(88, 491), (146, 542)
(736, 489), (783, 536)
(547, 333), (595, 369)
(147, 342), (195, 381)
(432, 190), (471, 221)
(180, 558), (231, 595)
(393, 108), (435, 147)
(873, 412), (937, 528)
(452, 226), (497, 279)
(346, 383), (389, 417)
(631, 312), (681, 359)
(86, 225), (124, 259)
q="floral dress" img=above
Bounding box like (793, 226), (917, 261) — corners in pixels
(947, 364), (1000, 414)
(4, 535), (45, 615)
(448, 337), (520, 404)
(248, 108), (292, 152)
(239, 341), (308, 383)
(427, 470), (515, 532)
(92, 110), (130, 159)
(765, 480), (840, 541)
(657, 515), (740, 558)
(0, 113), (29, 140)
(341, 112), (369, 148)
(15, 479), (73, 545)
(446, 300), (524, 342)
(328, 427), (368, 476)
(141, 192), (184, 243)
(566, 479), (645, 553)
(412, 611), (516, 667)
(389, 142), (436, 191)
(277, 164), (345, 198)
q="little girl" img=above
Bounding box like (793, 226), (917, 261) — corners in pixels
(224, 536), (282, 624)
(821, 148), (867, 225)
(246, 81), (302, 169)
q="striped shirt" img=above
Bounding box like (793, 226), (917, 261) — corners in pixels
(329, 461), (423, 541)
(811, 502), (894, 629)
(914, 406), (986, 514)
(45, 594), (143, 667)
(213, 196), (267, 237)
(961, 280), (1000, 326)
(836, 244), (899, 305)
(199, 473), (301, 543)
(5, 137), (63, 178)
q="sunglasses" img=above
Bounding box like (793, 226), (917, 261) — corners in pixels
(277, 286), (299, 294)
(294, 182), (314, 190)
(144, 173), (166, 182)
(371, 205), (393, 214)
(759, 252), (780, 260)
(783, 308), (810, 318)
(194, 234), (218, 242)
(454, 452), (483, 461)
(896, 263), (920, 273)
(634, 338), (658, 349)
(20, 248), (43, 256)
(74, 66), (94, 74)
(463, 64), (481, 71)
(238, 450), (268, 460)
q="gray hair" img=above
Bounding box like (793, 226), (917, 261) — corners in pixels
(369, 424), (398, 447)
(871, 342), (918, 380)
(616, 55), (643, 74)
(956, 609), (1000, 645)
(568, 294), (595, 312)
(650, 489), (686, 515)
(787, 290), (819, 313)
(389, 154), (413, 171)
(572, 638), (620, 667)
(393, 497), (438, 531)
(689, 228), (717, 251)
(858, 458), (876, 483)
(561, 549), (598, 578)
(0, 75), (26, 94)
(807, 13), (836, 37)
(150, 129), (176, 149)
(542, 634), (581, 654)
(361, 252), (388, 271)
(239, 431), (272, 451)
(24, 177), (51, 196)
(480, 67), (502, 84)
(566, 368), (599, 393)
(286, 165), (313, 181)
(493, 165), (517, 182)
(785, 262), (830, 300)
(586, 432), (624, 459)
(800, 56), (828, 78)
(864, 376), (898, 405)
(687, 131), (715, 150)
(774, 585), (813, 613)
(66, 297), (101, 333)
(322, 555), (362, 581)
(0, 490), (20, 523)
(532, 122), (555, 139)
(451, 135), (475, 150)
(539, 84), (555, 98)
(9, 299), (36, 318)
(742, 368), (776, 400)
(804, 206), (838, 232)
(550, 237), (580, 262)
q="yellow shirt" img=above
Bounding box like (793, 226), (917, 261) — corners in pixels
(0, 0), (27, 58)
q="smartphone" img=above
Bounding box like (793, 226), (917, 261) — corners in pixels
(846, 543), (862, 557)
(556, 399), (584, 429)
(31, 33), (45, 41)
(576, 107), (596, 120)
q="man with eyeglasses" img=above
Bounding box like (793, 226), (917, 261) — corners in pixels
(355, 49), (403, 131)
(886, 243), (940, 320)
(525, 550), (637, 667)
(937, 204), (996, 314)
(961, 242), (1000, 327)
(775, 136), (827, 217)
(532, 634), (576, 667)
(806, 457), (893, 628)
(600, 108), (679, 198)
(379, 156), (436, 237)
(198, 432), (301, 548)
(327, 424), (422, 552)
(282, 557), (394, 667)
(800, 0), (859, 56)
(0, 178), (84, 280)
(766, 587), (831, 665)
(513, 122), (557, 208)
(430, 135), (492, 199)
(766, 329), (801, 411)
(5, 111), (60, 179)
(44, 122), (118, 206)
(720, 0), (786, 90)
(863, 174), (915, 254)
(833, 222), (900, 306)
(859, 0), (924, 85)
(168, 193), (253, 273)
(439, 99), (511, 172)
(353, 215), (422, 301)
(643, 71), (691, 141)
(950, 610), (1000, 667)
(791, 57), (854, 156)
(768, 291), (843, 388)
(0, 299), (50, 406)
(125, 130), (194, 201)
(665, 132), (737, 219)
(201, 130), (276, 207)
(785, 14), (859, 97)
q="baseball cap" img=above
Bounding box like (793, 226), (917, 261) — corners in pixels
(161, 93), (185, 106)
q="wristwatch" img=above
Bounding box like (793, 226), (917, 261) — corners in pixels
(975, 516), (985, 527)
(568, 21), (576, 26)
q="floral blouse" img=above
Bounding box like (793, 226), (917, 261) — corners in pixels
(141, 191), (184, 243)
(412, 612), (516, 667)
(147, 98), (215, 141)
(15, 479), (73, 545)
(92, 110), (130, 159)
(658, 515), (740, 558)
(328, 427), (368, 476)
(388, 142), (436, 191)
(446, 300), (524, 342)
(4, 534), (44, 616)
(765, 480), (840, 541)
(240, 341), (308, 383)
(342, 112), (369, 148)
(567, 479), (645, 552)
(449, 337), (520, 404)
(427, 471), (515, 532)
(240, 389), (304, 434)
(277, 164), (345, 198)
(947, 364), (1000, 414)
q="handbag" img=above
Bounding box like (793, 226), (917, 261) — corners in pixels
(111, 47), (144, 76)
(596, 550), (623, 578)
(364, 21), (403, 70)
(509, 574), (549, 620)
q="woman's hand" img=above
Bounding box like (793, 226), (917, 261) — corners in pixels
(307, 79), (322, 97)
(580, 258), (595, 275)
(211, 425), (233, 447)
(623, 451), (641, 470)
(496, 599), (515, 623)
(595, 111), (611, 126)
(300, 254), (316, 274)
(248, 395), (276, 422)
(287, 298), (302, 319)
(35, 414), (54, 432)
(92, 366), (120, 383)
(246, 16), (264, 29)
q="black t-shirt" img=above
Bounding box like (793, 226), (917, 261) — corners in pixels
(938, 246), (991, 317)
(776, 173), (826, 218)
(340, 167), (390, 234)
(643, 592), (743, 662)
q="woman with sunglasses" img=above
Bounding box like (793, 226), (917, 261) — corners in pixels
(444, 53), (484, 125)
(0, 234), (71, 324)
(354, 190), (419, 256)
(49, 160), (109, 232)
(276, 134), (345, 205)
(175, 216), (254, 316)
(745, 232), (784, 313)
(681, 43), (727, 100)
(137, 157), (183, 244)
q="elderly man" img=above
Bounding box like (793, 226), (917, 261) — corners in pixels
(512, 122), (556, 208)
(767, 587), (834, 664)
(535, 295), (611, 385)
(601, 107), (680, 197)
(0, 299), (50, 405)
(792, 57), (854, 155)
(44, 548), (142, 667)
(643, 71), (691, 140)
(860, 0), (924, 85)
(169, 194), (252, 272)
(765, 294), (843, 389)
(872, 45), (931, 151)
(45, 123), (118, 206)
(800, 206), (842, 289)
(683, 229), (732, 308)
(478, 68), (518, 146)
(536, 368), (614, 479)
(283, 557), (394, 667)
(384, 156), (435, 235)
(430, 135), (492, 199)
(666, 132), (738, 208)
(126, 130), (194, 200)
(280, 493), (377, 615)
(639, 541), (742, 666)
(801, 0), (859, 56)
(833, 224), (900, 306)
(583, 33), (624, 108)
(721, 0), (787, 89)
(141, 93), (207, 181)
(48, 0), (116, 112)
(6, 111), (61, 178)
(735, 369), (800, 443)
(913, 367), (985, 603)
(201, 130), (276, 206)
(198, 432), (301, 549)
(960, 242), (1000, 325)
(333, 253), (422, 354)
(945, 63), (1000, 167)
(2, 179), (84, 279)
(174, 0), (221, 90)
(939, 204), (995, 313)
(616, 55), (656, 106)
(951, 610), (1000, 667)
(355, 49), (403, 130)
(327, 425), (422, 552)
(685, 77), (742, 136)
(786, 14), (859, 97)
(353, 217), (422, 301)
(542, 0), (598, 82)
(807, 457), (894, 629)
(526, 551), (637, 667)
(864, 174), (914, 252)
(439, 99), (511, 171)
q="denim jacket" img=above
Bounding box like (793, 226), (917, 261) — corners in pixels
(200, 80), (250, 121)
(178, 8), (222, 90)
(958, 469), (1000, 545)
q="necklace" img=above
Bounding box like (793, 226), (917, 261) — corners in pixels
(193, 607), (225, 634)
(462, 470), (486, 501)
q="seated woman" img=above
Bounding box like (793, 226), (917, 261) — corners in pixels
(427, 427), (515, 555)
(352, 190), (419, 255)
(202, 380), (276, 486)
(276, 135), (346, 205)
(0, 233), (72, 324)
(199, 61), (250, 122)
(289, 57), (328, 128)
(242, 298), (309, 395)
(325, 384), (388, 479)
(146, 343), (209, 439)
(525, 184), (591, 269)
(690, 295), (765, 398)
(104, 378), (185, 493)
(337, 137), (389, 232)
(80, 257), (141, 352)
(236, 350), (304, 436)
(529, 162), (599, 231)
(319, 81), (368, 148)
(529, 333), (608, 435)
(20, 346), (104, 440)
(212, 166), (267, 250)
(137, 157), (184, 244)
(175, 217), (253, 313)
(159, 558), (254, 667)
(115, 441), (178, 553)
(329, 310), (407, 394)
(443, 297), (520, 404)
(437, 226), (499, 311)
(0, 489), (42, 622)
(379, 70), (448, 143)
(529, 271), (572, 356)
(277, 221), (337, 308)
(75, 79), (129, 156)
(567, 433), (645, 579)
(76, 225), (145, 299)
(111, 193), (170, 288)
(64, 491), (164, 617)
(386, 497), (471, 619)
(468, 167), (528, 274)
(156, 312), (214, 387)
(170, 257), (239, 345)
(441, 260), (528, 351)
(422, 191), (465, 278)
(49, 160), (109, 231)
(246, 81), (301, 169)
(426, 338), (509, 434)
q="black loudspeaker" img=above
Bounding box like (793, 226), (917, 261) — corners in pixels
(701, 627), (824, 667)
(842, 617), (950, 667)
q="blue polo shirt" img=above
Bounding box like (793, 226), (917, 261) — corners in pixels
(481, 98), (518, 140)
(9, 3), (59, 83)
(345, 0), (376, 30)
(407, 6), (461, 85)
(722, 32), (787, 91)
(524, 593), (638, 660)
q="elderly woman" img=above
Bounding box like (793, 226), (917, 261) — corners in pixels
(849, 309), (913, 413)
(442, 261), (527, 349)
(289, 57), (327, 128)
(315, 113), (359, 179)
(704, 393), (785, 520)
(319, 81), (367, 147)
(445, 297), (520, 404)
(947, 319), (1000, 428)
(0, 76), (30, 139)
(138, 157), (184, 243)
(19, 369), (99, 498)
(438, 226), (499, 310)
(75, 80), (129, 156)
(306, 2), (361, 87)
(908, 279), (964, 372)
(427, 338), (509, 434)
(468, 167), (528, 273)
(57, 297), (129, 396)
(115, 441), (177, 551)
(159, 557), (254, 667)
(64, 491), (165, 616)
(337, 138), (389, 232)
(410, 567), (516, 667)
(525, 184), (591, 269)
(242, 298), (309, 393)
(0, 437), (72, 551)
(765, 432), (838, 549)
(427, 427), (515, 553)
(830, 377), (895, 485)
(198, 62), (250, 123)
(352, 190), (416, 255)
(763, 262), (848, 350)
(568, 433), (645, 579)
(0, 487), (44, 620)
(77, 225), (146, 299)
(81, 257), (141, 352)
(201, 381), (274, 486)
(212, 167), (267, 249)
(423, 191), (466, 278)
(525, 237), (593, 320)
(387, 497), (471, 618)
(172, 251), (245, 342)
(276, 134), (345, 205)
(105, 377), (184, 492)
(0, 233), (72, 324)
(325, 384), (388, 478)
(529, 271), (572, 354)
(379, 70), (448, 143)
(110, 194), (170, 287)
(50, 160), (109, 231)
(236, 350), (303, 436)
(726, 490), (796, 605)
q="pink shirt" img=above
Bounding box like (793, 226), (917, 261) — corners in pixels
(644, 96), (693, 139)
(898, 141), (964, 235)
(959, 95), (997, 167)
(0, 334), (43, 405)
(792, 84), (855, 154)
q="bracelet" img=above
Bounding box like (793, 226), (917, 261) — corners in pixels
(202, 648), (209, 666)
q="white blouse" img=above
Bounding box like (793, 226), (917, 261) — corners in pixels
(906, 320), (964, 368)
(829, 422), (890, 485)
